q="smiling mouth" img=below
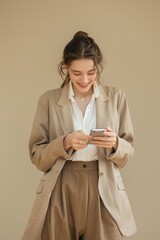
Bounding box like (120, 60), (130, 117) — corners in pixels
(78, 82), (90, 87)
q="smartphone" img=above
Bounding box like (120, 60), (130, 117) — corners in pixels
(89, 129), (106, 144)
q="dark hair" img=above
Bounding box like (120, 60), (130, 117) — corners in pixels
(59, 31), (103, 87)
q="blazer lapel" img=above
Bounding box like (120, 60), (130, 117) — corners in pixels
(55, 84), (74, 134)
(96, 83), (109, 129)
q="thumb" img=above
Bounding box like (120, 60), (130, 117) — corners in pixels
(106, 127), (113, 132)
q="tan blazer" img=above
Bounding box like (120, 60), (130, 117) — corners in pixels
(22, 83), (137, 240)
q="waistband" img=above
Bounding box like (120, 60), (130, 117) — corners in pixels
(64, 160), (98, 170)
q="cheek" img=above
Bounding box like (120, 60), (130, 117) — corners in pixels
(69, 73), (77, 81)
(71, 76), (80, 82)
(90, 74), (97, 81)
(70, 78), (81, 86)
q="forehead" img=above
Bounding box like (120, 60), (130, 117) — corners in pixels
(69, 59), (95, 71)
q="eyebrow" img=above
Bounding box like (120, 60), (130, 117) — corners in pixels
(71, 68), (96, 73)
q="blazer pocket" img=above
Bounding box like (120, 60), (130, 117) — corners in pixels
(36, 179), (45, 194)
(117, 177), (125, 191)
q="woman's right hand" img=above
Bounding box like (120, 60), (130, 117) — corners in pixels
(63, 130), (91, 151)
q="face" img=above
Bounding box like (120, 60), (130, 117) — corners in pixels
(67, 59), (97, 96)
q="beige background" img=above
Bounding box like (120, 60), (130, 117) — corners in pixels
(0, 0), (160, 239)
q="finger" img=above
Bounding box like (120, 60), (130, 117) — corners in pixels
(92, 136), (109, 142)
(103, 131), (116, 137)
(73, 143), (85, 150)
(76, 130), (86, 135)
(79, 139), (89, 145)
(74, 139), (88, 149)
(92, 141), (114, 148)
(92, 137), (116, 146)
(106, 127), (113, 132)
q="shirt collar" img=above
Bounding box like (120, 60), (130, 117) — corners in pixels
(69, 81), (100, 101)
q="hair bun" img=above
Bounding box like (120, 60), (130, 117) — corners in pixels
(73, 31), (88, 38)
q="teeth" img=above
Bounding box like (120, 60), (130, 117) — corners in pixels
(79, 83), (88, 87)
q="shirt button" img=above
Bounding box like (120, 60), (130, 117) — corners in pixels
(99, 172), (104, 177)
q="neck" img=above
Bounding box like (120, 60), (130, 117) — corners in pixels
(74, 93), (93, 103)
(73, 87), (93, 99)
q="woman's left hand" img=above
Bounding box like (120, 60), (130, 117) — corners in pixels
(91, 127), (117, 150)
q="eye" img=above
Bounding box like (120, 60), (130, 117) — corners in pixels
(88, 71), (96, 76)
(73, 73), (81, 76)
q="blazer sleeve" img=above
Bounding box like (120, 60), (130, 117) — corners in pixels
(29, 93), (73, 172)
(107, 90), (134, 168)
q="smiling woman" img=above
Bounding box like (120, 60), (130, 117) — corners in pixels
(22, 31), (137, 240)
(66, 59), (97, 114)
(59, 31), (103, 87)
(68, 59), (96, 96)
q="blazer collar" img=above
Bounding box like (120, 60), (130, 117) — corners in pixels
(55, 83), (74, 134)
(57, 82), (109, 105)
(96, 82), (109, 102)
(57, 83), (70, 107)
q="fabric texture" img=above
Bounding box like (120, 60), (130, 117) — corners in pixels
(42, 161), (124, 240)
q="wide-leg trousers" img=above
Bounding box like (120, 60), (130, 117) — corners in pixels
(42, 160), (125, 240)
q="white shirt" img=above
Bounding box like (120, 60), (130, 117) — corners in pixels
(68, 81), (99, 161)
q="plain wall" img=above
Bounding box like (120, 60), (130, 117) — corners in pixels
(0, 0), (160, 239)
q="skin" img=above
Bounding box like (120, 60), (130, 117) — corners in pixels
(63, 58), (117, 151)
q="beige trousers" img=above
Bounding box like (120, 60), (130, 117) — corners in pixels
(42, 161), (125, 240)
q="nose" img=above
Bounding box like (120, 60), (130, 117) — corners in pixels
(81, 74), (88, 83)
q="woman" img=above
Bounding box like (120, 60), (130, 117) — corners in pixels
(22, 31), (137, 240)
